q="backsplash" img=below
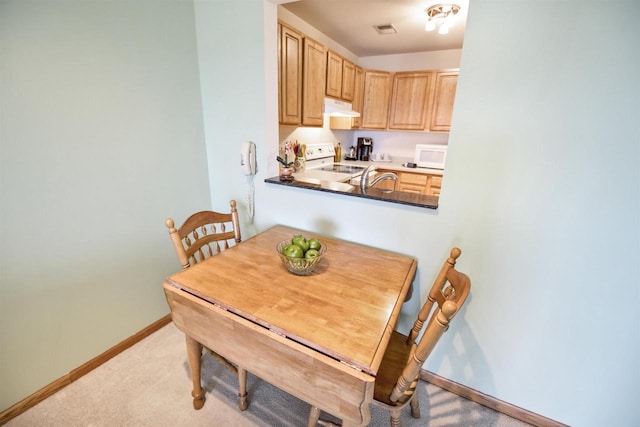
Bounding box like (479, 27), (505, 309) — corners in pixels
(279, 120), (448, 163)
(350, 130), (447, 160)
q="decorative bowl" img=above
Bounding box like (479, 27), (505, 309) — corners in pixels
(276, 239), (327, 275)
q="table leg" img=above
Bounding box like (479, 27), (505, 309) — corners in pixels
(185, 335), (205, 410)
(238, 367), (248, 411)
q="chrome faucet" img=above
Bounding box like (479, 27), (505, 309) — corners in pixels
(360, 165), (397, 192)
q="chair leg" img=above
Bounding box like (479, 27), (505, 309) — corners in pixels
(308, 406), (321, 427)
(238, 367), (248, 411)
(409, 393), (421, 418)
(389, 408), (402, 427)
(205, 347), (247, 411)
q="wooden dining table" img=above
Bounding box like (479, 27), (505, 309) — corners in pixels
(163, 225), (417, 426)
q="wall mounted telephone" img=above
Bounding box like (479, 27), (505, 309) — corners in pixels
(240, 141), (256, 220)
(240, 141), (256, 175)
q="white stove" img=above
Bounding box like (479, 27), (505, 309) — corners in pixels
(304, 143), (367, 179)
(304, 143), (336, 168)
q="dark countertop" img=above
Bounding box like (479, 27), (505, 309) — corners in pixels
(265, 176), (438, 210)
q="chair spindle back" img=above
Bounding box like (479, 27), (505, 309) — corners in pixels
(390, 247), (471, 404)
(166, 200), (241, 269)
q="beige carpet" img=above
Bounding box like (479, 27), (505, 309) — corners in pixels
(7, 323), (532, 426)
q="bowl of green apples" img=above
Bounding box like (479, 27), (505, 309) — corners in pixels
(276, 235), (326, 275)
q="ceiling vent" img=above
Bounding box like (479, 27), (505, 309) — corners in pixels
(374, 24), (397, 35)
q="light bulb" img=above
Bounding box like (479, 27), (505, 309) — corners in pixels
(425, 19), (436, 31)
(438, 22), (449, 34)
(444, 10), (456, 27)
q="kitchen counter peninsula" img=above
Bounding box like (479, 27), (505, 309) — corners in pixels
(265, 175), (439, 209)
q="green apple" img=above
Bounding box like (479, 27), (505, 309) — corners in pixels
(291, 235), (310, 252)
(304, 249), (320, 260)
(308, 238), (322, 251)
(282, 243), (304, 258)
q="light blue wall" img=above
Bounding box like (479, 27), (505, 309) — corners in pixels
(442, 2), (639, 424)
(195, 1), (640, 426)
(193, 0), (272, 238)
(0, 0), (210, 409)
(1, 1), (638, 425)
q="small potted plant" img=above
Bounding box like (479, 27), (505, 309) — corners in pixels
(277, 141), (295, 182)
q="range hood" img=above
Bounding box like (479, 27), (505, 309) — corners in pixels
(324, 98), (360, 118)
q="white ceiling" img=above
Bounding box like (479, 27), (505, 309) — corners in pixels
(281, 0), (469, 57)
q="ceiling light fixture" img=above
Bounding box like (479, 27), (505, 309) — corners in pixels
(425, 3), (460, 35)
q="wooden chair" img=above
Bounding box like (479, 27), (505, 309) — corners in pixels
(308, 247), (471, 427)
(166, 200), (241, 269)
(165, 200), (248, 411)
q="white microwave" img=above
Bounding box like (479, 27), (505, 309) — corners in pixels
(414, 144), (447, 169)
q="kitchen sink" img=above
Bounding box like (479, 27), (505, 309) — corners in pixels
(321, 181), (354, 192)
(295, 177), (354, 193)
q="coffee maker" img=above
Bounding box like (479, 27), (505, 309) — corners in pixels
(356, 137), (373, 161)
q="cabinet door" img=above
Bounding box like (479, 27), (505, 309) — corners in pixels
(361, 70), (392, 129)
(372, 169), (396, 191)
(429, 71), (458, 132)
(302, 38), (326, 127)
(351, 66), (364, 128)
(427, 175), (442, 196)
(388, 72), (432, 130)
(341, 59), (355, 102)
(325, 50), (343, 99)
(279, 24), (303, 125)
(396, 183), (425, 194)
(396, 172), (429, 195)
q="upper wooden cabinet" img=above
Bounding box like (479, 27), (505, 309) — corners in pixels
(386, 68), (459, 132)
(278, 21), (458, 132)
(361, 70), (392, 129)
(388, 71), (433, 130)
(325, 51), (342, 99)
(351, 66), (365, 128)
(429, 70), (459, 132)
(326, 50), (355, 102)
(302, 38), (326, 126)
(341, 59), (355, 101)
(278, 22), (325, 127)
(330, 64), (364, 130)
(278, 23), (303, 125)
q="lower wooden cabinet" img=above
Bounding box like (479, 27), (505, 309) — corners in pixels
(371, 175), (396, 191)
(396, 171), (428, 194)
(429, 175), (442, 196)
(375, 169), (442, 196)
